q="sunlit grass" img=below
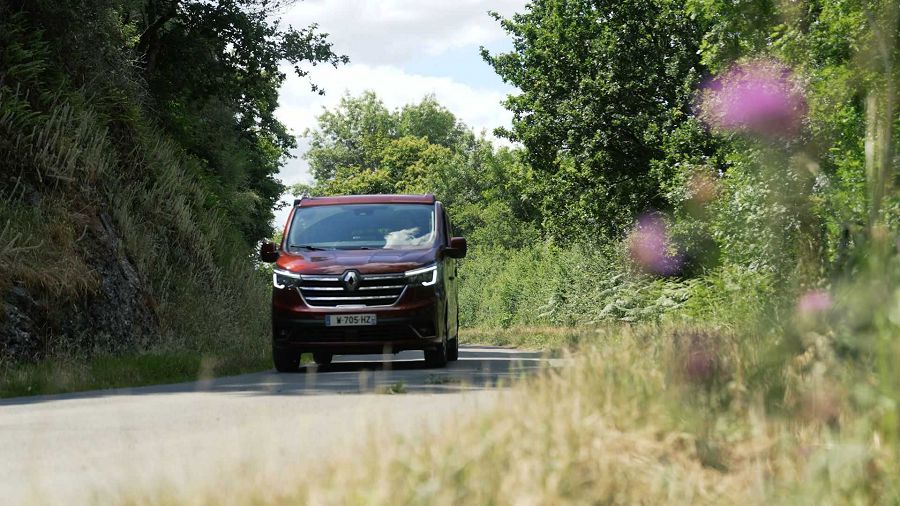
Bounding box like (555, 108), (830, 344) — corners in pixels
(0, 352), (270, 399)
(461, 325), (596, 351)
(110, 323), (899, 504)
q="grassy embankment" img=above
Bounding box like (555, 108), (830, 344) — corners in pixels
(0, 9), (274, 397)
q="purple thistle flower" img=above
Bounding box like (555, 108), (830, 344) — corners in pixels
(673, 329), (727, 387)
(699, 59), (807, 138)
(627, 214), (683, 276)
(685, 345), (718, 385)
(796, 289), (832, 315)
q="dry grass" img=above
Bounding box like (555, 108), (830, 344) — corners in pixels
(461, 325), (601, 351)
(114, 324), (898, 505)
(0, 201), (100, 299)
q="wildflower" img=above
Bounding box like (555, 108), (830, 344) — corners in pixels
(672, 329), (726, 387)
(698, 59), (806, 138)
(685, 344), (719, 386)
(627, 214), (683, 276)
(797, 289), (832, 315)
(801, 383), (842, 426)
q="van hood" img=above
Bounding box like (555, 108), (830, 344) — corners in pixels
(275, 248), (436, 275)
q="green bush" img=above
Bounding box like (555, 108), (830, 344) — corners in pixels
(460, 242), (776, 331)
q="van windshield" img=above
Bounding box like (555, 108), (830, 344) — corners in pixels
(286, 204), (436, 251)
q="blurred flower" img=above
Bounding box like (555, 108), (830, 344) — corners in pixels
(698, 59), (806, 138)
(628, 214), (683, 276)
(800, 383), (842, 426)
(685, 343), (719, 386)
(796, 289), (832, 315)
(672, 329), (727, 387)
(687, 170), (718, 206)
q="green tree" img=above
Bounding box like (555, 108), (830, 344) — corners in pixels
(136, 0), (348, 244)
(306, 92), (396, 181)
(299, 93), (541, 247)
(397, 96), (466, 149)
(483, 0), (711, 240)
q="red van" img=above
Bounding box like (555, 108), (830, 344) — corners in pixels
(259, 194), (467, 371)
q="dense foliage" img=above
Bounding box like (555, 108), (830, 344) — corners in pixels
(297, 0), (899, 332)
(139, 0), (347, 244)
(298, 6), (899, 488)
(0, 0), (344, 362)
(481, 0), (716, 239)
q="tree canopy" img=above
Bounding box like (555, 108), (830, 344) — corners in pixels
(12, 0), (349, 244)
(132, 0), (347, 243)
(298, 92), (541, 248)
(482, 0), (713, 239)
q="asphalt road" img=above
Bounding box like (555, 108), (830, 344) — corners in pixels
(0, 346), (554, 504)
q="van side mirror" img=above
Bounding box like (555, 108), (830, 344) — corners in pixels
(445, 237), (467, 259)
(260, 242), (279, 263)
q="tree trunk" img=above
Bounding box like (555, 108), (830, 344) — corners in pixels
(137, 0), (180, 74)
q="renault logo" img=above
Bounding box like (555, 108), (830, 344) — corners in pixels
(342, 270), (360, 292)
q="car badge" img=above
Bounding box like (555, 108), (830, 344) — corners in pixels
(342, 270), (360, 292)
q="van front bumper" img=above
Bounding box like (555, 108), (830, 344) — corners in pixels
(272, 301), (442, 354)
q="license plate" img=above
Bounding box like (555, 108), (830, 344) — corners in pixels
(325, 314), (377, 327)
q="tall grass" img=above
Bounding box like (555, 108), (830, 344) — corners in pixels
(107, 124), (270, 356)
(0, 11), (269, 368)
(459, 244), (779, 332)
(112, 316), (899, 504)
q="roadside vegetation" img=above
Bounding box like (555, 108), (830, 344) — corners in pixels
(209, 0), (897, 503)
(128, 322), (900, 504)
(0, 0), (345, 393)
(0, 352), (269, 398)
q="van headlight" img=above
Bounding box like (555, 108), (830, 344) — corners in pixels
(273, 268), (302, 289)
(404, 264), (437, 286)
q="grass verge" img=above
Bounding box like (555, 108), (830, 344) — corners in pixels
(0, 352), (271, 399)
(119, 323), (898, 504)
(0, 323), (564, 399)
(461, 325), (607, 351)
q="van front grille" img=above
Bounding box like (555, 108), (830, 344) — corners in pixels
(293, 324), (423, 341)
(297, 272), (407, 307)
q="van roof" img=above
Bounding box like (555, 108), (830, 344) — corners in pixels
(295, 194), (436, 207)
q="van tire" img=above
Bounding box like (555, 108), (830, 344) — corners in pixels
(447, 336), (459, 361)
(424, 340), (447, 368)
(273, 348), (301, 372)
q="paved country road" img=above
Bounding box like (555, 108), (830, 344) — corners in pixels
(0, 346), (555, 505)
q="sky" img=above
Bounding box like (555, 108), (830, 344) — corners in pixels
(272, 0), (526, 226)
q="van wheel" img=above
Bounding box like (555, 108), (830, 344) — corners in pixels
(447, 336), (459, 361)
(313, 352), (333, 365)
(273, 348), (300, 372)
(424, 340), (448, 368)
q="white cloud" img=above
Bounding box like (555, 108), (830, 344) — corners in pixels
(273, 62), (515, 226)
(281, 0), (526, 66)
(271, 0), (527, 227)
(276, 62), (512, 140)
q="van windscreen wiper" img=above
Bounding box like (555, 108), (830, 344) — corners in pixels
(289, 244), (328, 251)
